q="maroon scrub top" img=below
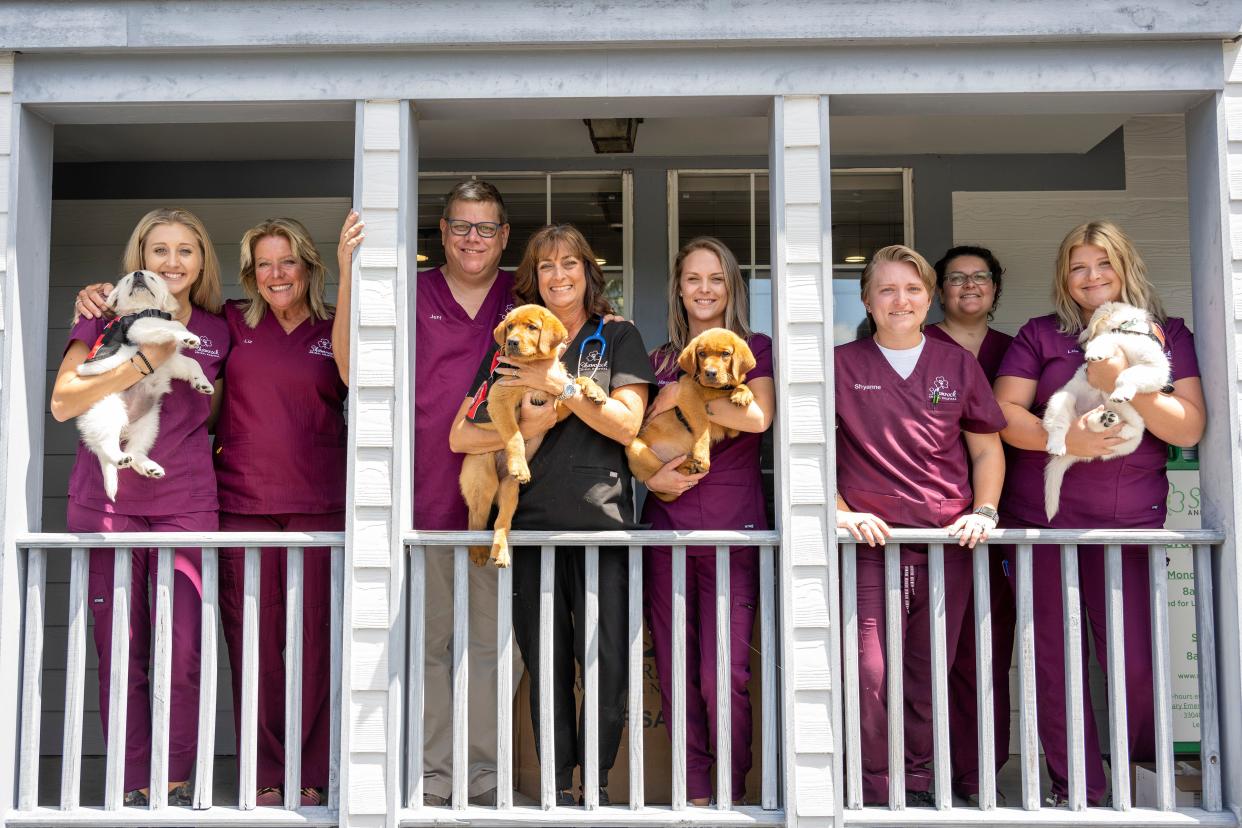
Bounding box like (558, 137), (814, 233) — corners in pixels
(67, 307), (230, 515)
(923, 324), (1014, 385)
(640, 333), (773, 553)
(834, 335), (1007, 530)
(213, 299), (348, 515)
(996, 314), (1199, 528)
(414, 267), (515, 530)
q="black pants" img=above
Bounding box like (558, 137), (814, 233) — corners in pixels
(512, 545), (629, 791)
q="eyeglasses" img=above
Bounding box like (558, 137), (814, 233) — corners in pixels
(444, 218), (504, 238)
(944, 271), (993, 287)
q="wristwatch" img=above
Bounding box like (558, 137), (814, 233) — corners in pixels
(973, 506), (999, 521)
(556, 381), (578, 402)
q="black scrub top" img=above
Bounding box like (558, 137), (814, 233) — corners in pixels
(467, 315), (655, 531)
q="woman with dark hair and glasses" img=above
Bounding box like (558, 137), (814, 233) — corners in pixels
(925, 245), (1014, 804)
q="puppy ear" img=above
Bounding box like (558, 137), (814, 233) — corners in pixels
(539, 313), (567, 355)
(678, 339), (699, 375)
(493, 316), (509, 347)
(732, 334), (757, 380)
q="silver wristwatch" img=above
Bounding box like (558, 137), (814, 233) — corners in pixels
(974, 506), (999, 521)
(556, 381), (578, 402)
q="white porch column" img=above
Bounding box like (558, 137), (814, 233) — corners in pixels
(342, 98), (416, 828)
(770, 95), (840, 827)
(1187, 38), (1242, 814)
(0, 53), (53, 818)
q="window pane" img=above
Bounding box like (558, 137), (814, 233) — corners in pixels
(749, 267), (772, 336)
(551, 175), (626, 315)
(754, 174), (770, 267)
(833, 270), (870, 344)
(677, 174), (752, 260)
(831, 171), (904, 265)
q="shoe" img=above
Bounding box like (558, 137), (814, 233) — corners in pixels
(1045, 793), (1069, 808)
(555, 789), (576, 807)
(905, 789), (937, 807)
(168, 782), (193, 807)
(256, 787), (283, 806)
(468, 788), (496, 807)
(424, 792), (450, 807)
(579, 787), (611, 806)
(123, 789), (148, 807)
(966, 789), (1007, 807)
(300, 787), (326, 806)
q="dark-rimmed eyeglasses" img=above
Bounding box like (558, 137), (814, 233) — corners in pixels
(944, 270), (993, 287)
(444, 218), (504, 238)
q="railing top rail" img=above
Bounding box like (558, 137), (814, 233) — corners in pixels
(16, 532), (346, 549)
(402, 529), (782, 546)
(837, 528), (1226, 544)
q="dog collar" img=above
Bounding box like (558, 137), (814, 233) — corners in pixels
(84, 308), (173, 363)
(1111, 324), (1165, 349)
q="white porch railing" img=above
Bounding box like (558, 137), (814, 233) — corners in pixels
(10, 532), (345, 826)
(400, 529), (784, 826)
(840, 527), (1230, 827)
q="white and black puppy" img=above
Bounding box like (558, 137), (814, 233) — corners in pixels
(76, 270), (214, 500)
(1042, 301), (1171, 520)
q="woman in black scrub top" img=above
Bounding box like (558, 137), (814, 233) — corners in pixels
(450, 223), (655, 806)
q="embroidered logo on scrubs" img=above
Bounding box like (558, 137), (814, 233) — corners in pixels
(195, 335), (220, 359)
(928, 376), (958, 405)
(308, 337), (334, 358)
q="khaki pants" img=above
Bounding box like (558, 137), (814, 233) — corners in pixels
(422, 548), (524, 799)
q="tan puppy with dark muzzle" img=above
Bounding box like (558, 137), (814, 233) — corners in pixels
(626, 328), (756, 502)
(459, 304), (608, 567)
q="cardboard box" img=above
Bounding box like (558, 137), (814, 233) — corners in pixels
(1133, 760), (1202, 808)
(514, 623), (768, 804)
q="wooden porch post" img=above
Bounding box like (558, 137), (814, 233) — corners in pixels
(342, 98), (415, 828)
(0, 53), (53, 818)
(770, 94), (840, 828)
(1184, 39), (1242, 813)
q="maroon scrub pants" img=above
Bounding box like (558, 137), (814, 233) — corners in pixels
(947, 550), (1015, 796)
(645, 546), (760, 801)
(1003, 515), (1155, 804)
(855, 547), (972, 804)
(219, 511), (343, 790)
(70, 501), (216, 793)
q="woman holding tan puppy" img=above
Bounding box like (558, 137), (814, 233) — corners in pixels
(55, 207), (228, 807)
(834, 244), (1005, 806)
(450, 223), (655, 806)
(636, 236), (774, 805)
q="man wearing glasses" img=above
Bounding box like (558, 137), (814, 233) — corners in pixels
(338, 180), (543, 806)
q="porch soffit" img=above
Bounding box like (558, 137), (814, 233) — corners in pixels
(10, 42), (1227, 109)
(0, 0), (1239, 52)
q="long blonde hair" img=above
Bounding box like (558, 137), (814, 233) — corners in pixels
(238, 217), (333, 328)
(1052, 220), (1166, 334)
(121, 208), (222, 313)
(656, 236), (752, 375)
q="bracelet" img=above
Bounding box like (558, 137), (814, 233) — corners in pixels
(131, 351), (154, 376)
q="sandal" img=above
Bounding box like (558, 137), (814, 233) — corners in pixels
(256, 786), (283, 806)
(300, 787), (326, 806)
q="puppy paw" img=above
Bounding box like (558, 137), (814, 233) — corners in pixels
(1109, 385), (1136, 403)
(180, 334), (201, 349)
(116, 454), (134, 468)
(1046, 440), (1067, 457)
(193, 378), (215, 395)
(508, 458), (531, 484)
(1096, 410), (1121, 428)
(681, 456), (709, 475)
(730, 384), (754, 407)
(135, 459), (165, 479)
(576, 378), (608, 405)
(468, 546), (492, 567)
(492, 545), (511, 568)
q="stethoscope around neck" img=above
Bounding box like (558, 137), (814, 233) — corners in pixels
(576, 316), (607, 381)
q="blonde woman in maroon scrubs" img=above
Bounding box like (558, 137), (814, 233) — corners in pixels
(206, 217), (349, 807)
(640, 237), (775, 805)
(925, 245), (1014, 802)
(834, 244), (1006, 806)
